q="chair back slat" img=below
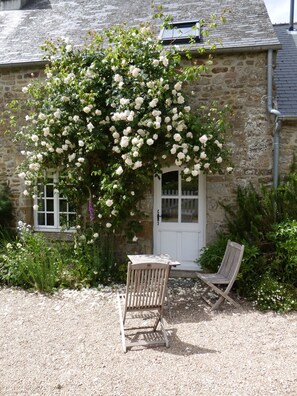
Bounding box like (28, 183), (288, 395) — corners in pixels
(218, 240), (244, 281)
(124, 262), (170, 312)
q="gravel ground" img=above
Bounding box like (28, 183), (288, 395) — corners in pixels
(0, 278), (296, 396)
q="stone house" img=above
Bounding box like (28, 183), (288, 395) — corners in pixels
(0, 0), (284, 271)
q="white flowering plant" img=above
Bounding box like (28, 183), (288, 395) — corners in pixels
(12, 24), (232, 238)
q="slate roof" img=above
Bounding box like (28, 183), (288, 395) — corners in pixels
(273, 24), (297, 119)
(0, 0), (280, 66)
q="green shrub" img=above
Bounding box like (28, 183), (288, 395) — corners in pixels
(268, 220), (297, 286)
(251, 273), (297, 313)
(0, 222), (63, 292)
(0, 222), (126, 292)
(197, 233), (229, 272)
(72, 227), (126, 286)
(198, 168), (297, 312)
(0, 184), (13, 228)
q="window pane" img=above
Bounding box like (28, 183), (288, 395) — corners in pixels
(68, 213), (76, 226)
(162, 171), (178, 195)
(46, 213), (54, 226)
(45, 184), (54, 197)
(46, 199), (54, 212)
(38, 198), (45, 211)
(181, 199), (198, 223)
(38, 184), (45, 195)
(59, 199), (68, 212)
(162, 198), (178, 222)
(182, 178), (198, 196)
(38, 213), (45, 226)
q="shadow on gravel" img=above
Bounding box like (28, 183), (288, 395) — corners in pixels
(162, 328), (218, 356)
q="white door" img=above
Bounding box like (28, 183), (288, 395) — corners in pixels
(153, 166), (206, 271)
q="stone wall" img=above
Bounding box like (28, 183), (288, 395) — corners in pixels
(0, 50), (279, 248)
(184, 51), (275, 241)
(0, 65), (42, 226)
(278, 121), (297, 179)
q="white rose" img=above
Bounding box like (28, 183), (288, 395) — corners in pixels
(18, 172), (26, 179)
(120, 136), (129, 148)
(120, 98), (130, 106)
(177, 95), (185, 104)
(216, 156), (223, 163)
(125, 157), (133, 166)
(146, 138), (154, 146)
(199, 134), (208, 144)
(133, 161), (142, 169)
(116, 166), (123, 175)
(87, 122), (94, 131)
(106, 199), (113, 207)
(173, 133), (181, 142)
(174, 82), (182, 91)
(149, 99), (158, 108)
(54, 109), (61, 118)
(83, 106), (91, 114)
(135, 96), (144, 106)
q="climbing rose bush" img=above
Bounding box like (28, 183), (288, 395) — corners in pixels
(14, 24), (232, 238)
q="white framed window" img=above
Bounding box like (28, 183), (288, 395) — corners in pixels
(34, 171), (76, 231)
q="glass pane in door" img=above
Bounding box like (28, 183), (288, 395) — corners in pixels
(162, 171), (178, 195)
(181, 199), (198, 223)
(182, 177), (198, 196)
(162, 198), (178, 222)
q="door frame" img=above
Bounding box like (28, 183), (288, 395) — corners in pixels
(153, 166), (206, 270)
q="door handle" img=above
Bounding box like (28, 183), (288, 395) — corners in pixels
(157, 209), (162, 225)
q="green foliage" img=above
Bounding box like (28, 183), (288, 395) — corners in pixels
(198, 233), (229, 272)
(198, 168), (297, 312)
(250, 273), (297, 312)
(268, 220), (297, 286)
(0, 184), (13, 228)
(0, 223), (62, 292)
(221, 183), (276, 245)
(8, 23), (232, 242)
(0, 222), (126, 292)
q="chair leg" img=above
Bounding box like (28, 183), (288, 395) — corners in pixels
(210, 295), (224, 311)
(159, 317), (169, 348)
(153, 315), (161, 331)
(117, 293), (127, 353)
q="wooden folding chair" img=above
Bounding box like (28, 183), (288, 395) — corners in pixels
(117, 261), (170, 352)
(196, 240), (245, 311)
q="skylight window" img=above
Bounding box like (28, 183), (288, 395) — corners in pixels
(159, 20), (201, 45)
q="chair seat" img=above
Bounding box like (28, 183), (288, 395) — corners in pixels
(197, 273), (230, 284)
